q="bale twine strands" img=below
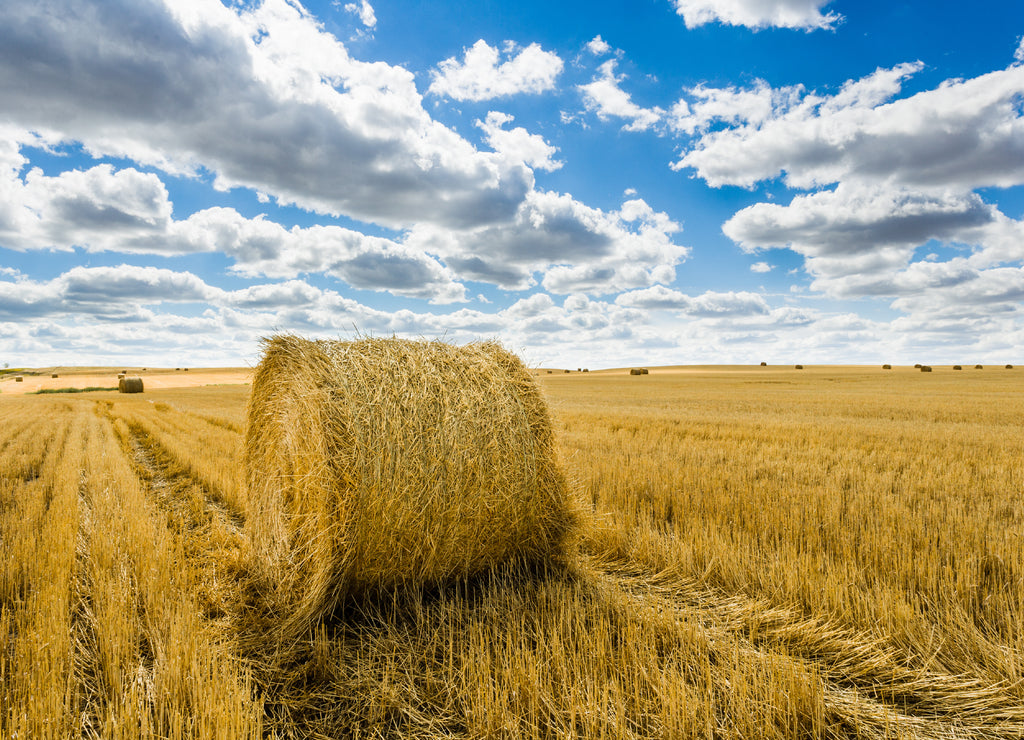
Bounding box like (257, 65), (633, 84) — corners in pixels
(244, 335), (578, 640)
(118, 376), (144, 393)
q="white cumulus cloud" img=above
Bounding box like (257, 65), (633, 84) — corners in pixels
(344, 0), (376, 28)
(428, 39), (563, 101)
(579, 60), (664, 132)
(476, 112), (562, 172)
(670, 0), (841, 30)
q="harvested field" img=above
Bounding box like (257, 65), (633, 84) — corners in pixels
(2, 365), (1023, 738)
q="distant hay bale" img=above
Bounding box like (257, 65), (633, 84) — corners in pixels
(117, 373), (126, 380)
(760, 362), (767, 366)
(184, 367), (189, 371)
(975, 364), (983, 369)
(118, 376), (144, 393)
(882, 364), (892, 369)
(630, 368), (643, 375)
(1006, 364), (1014, 369)
(794, 364), (804, 370)
(244, 335), (578, 638)
(582, 368), (589, 373)
(564, 369), (570, 374)
(51, 373), (58, 378)
(577, 368), (581, 372)
(914, 363), (922, 368)
(920, 365), (933, 373)
(14, 376), (23, 382)
(642, 368), (649, 374)
(175, 367), (181, 371)
(953, 365), (962, 370)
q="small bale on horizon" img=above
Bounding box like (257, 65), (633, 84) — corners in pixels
(975, 364), (984, 369)
(630, 368), (643, 375)
(14, 376), (23, 382)
(1006, 364), (1014, 369)
(914, 363), (922, 368)
(795, 365), (804, 370)
(118, 376), (144, 393)
(953, 365), (962, 370)
(921, 365), (933, 372)
(760, 361), (767, 366)
(882, 364), (892, 369)
(51, 373), (59, 378)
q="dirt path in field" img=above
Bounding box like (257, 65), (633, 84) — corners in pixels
(588, 558), (1024, 740)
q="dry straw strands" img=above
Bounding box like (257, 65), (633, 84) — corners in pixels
(118, 376), (144, 393)
(244, 335), (578, 640)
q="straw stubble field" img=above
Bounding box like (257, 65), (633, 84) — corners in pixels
(1, 365), (1022, 738)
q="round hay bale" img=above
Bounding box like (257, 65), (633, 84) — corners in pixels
(953, 365), (962, 370)
(760, 362), (767, 366)
(582, 368), (589, 373)
(794, 364), (804, 370)
(14, 376), (23, 382)
(118, 376), (144, 393)
(914, 363), (922, 368)
(245, 335), (578, 636)
(920, 365), (933, 372)
(564, 369), (570, 374)
(882, 364), (892, 369)
(51, 373), (59, 378)
(629, 368), (643, 375)
(1006, 364), (1014, 369)
(641, 368), (649, 374)
(975, 364), (983, 369)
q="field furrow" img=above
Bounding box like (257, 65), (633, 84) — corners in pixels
(591, 557), (1024, 738)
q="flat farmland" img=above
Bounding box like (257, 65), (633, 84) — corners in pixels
(2, 366), (1022, 738)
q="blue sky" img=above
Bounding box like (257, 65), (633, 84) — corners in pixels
(1, 0), (1023, 368)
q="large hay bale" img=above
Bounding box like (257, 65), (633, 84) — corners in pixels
(245, 335), (577, 636)
(118, 376), (144, 393)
